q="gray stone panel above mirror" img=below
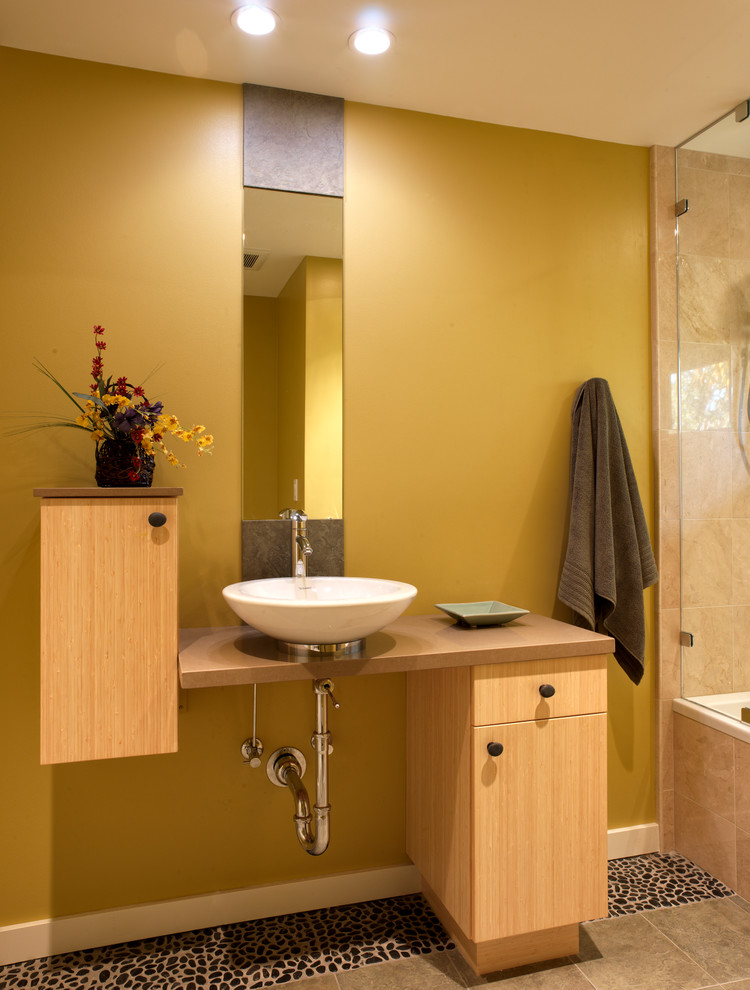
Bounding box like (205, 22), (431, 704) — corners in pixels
(243, 84), (344, 197)
(242, 519), (344, 580)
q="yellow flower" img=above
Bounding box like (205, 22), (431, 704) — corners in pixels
(75, 413), (88, 427)
(102, 394), (118, 406)
(91, 430), (104, 442)
(193, 424), (206, 434)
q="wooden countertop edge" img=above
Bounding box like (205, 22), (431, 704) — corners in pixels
(178, 613), (615, 688)
(34, 487), (184, 497)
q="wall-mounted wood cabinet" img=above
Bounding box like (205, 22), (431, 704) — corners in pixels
(406, 654), (608, 974)
(36, 488), (182, 765)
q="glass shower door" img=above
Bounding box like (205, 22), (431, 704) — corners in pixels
(676, 107), (750, 723)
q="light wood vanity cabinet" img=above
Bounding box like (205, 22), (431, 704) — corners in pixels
(406, 654), (608, 974)
(36, 488), (181, 765)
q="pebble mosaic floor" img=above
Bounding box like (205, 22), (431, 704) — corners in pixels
(0, 853), (735, 989)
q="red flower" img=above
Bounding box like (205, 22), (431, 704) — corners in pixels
(93, 325), (105, 335)
(133, 385), (145, 397)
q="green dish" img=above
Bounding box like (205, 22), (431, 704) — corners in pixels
(435, 601), (529, 627)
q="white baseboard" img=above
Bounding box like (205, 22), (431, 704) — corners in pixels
(607, 823), (660, 860)
(0, 864), (421, 967)
(1, 826), (661, 967)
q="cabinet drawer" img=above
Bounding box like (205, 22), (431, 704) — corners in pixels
(471, 655), (607, 726)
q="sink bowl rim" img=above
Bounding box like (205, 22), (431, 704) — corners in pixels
(223, 576), (418, 609)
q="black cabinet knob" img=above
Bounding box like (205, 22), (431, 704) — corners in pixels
(148, 512), (167, 528)
(539, 684), (556, 698)
(487, 742), (504, 757)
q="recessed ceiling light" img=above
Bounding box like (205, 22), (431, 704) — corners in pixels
(231, 5), (278, 36)
(350, 27), (393, 55)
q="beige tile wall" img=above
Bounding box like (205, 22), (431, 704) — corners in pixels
(652, 144), (679, 853)
(652, 144), (750, 887)
(673, 713), (750, 898)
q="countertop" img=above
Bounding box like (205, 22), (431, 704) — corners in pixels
(34, 487), (183, 498)
(178, 612), (614, 688)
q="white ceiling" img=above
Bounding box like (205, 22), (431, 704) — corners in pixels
(4, 0), (750, 148)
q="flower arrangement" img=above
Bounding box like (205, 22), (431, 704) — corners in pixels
(33, 324), (214, 484)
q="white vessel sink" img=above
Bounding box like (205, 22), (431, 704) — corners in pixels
(222, 576), (417, 648)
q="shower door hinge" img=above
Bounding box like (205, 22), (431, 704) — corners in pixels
(675, 199), (689, 217)
(736, 100), (750, 123)
(680, 630), (694, 647)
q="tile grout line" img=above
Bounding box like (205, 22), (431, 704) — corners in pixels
(637, 909), (722, 988)
(568, 951), (599, 990)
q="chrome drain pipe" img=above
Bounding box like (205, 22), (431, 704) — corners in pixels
(268, 678), (339, 856)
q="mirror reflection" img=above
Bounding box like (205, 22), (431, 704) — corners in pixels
(242, 188), (343, 520)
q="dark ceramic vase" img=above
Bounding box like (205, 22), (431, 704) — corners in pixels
(95, 439), (155, 488)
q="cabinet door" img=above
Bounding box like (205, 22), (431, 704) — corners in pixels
(472, 714), (607, 942)
(40, 497), (178, 764)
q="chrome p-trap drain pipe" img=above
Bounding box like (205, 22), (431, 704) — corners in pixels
(267, 678), (339, 856)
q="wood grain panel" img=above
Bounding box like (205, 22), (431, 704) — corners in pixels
(406, 666), (473, 934)
(472, 655), (607, 726)
(472, 714), (608, 941)
(40, 497), (179, 764)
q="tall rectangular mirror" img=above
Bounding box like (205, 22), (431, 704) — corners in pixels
(242, 187), (343, 520)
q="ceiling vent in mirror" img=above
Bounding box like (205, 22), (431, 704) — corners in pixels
(243, 249), (270, 270)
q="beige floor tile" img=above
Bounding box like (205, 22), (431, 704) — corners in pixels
(447, 948), (589, 989)
(720, 981), (750, 989)
(574, 913), (714, 990)
(335, 952), (463, 990)
(297, 979), (340, 990)
(646, 898), (750, 984)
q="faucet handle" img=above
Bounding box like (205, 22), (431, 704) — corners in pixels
(279, 508), (307, 520)
(315, 678), (340, 709)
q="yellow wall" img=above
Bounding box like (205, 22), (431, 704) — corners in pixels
(343, 103), (654, 830)
(0, 47), (653, 929)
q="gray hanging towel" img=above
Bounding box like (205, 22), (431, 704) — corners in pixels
(557, 378), (657, 685)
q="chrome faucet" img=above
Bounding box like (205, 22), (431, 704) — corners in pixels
(280, 508), (313, 578)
